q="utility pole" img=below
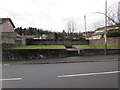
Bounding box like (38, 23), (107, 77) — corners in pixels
(118, 1), (120, 51)
(0, 18), (2, 45)
(118, 1), (120, 23)
(104, 0), (107, 55)
(84, 15), (87, 39)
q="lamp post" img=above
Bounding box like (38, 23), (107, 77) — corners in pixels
(118, 1), (120, 23)
(84, 15), (87, 39)
(104, 0), (107, 55)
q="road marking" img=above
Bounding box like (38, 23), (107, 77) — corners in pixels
(0, 78), (22, 81)
(112, 59), (118, 60)
(58, 71), (120, 78)
(3, 64), (10, 66)
(0, 64), (10, 66)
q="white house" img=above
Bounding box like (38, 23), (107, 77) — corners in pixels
(91, 25), (119, 39)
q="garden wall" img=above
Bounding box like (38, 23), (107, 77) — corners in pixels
(2, 49), (67, 61)
(79, 49), (120, 56)
(26, 39), (89, 46)
(2, 48), (119, 61)
(89, 37), (119, 46)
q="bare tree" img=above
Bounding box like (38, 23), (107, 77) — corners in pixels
(93, 1), (119, 30)
(67, 20), (76, 39)
(93, 20), (104, 30)
(107, 2), (119, 26)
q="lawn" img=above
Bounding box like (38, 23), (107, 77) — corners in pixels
(73, 45), (120, 49)
(5, 45), (66, 49)
(5, 45), (120, 50)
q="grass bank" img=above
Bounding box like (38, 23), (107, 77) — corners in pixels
(5, 45), (66, 49)
(73, 45), (120, 49)
(5, 45), (120, 50)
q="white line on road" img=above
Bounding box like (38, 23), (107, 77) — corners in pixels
(3, 64), (10, 66)
(58, 71), (120, 78)
(0, 78), (22, 81)
(112, 59), (118, 60)
(0, 64), (10, 66)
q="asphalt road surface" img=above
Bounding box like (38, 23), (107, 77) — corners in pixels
(2, 59), (119, 88)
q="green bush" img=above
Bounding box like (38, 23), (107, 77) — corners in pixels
(107, 29), (120, 37)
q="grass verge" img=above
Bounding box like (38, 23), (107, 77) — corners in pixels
(5, 45), (66, 49)
(73, 45), (120, 49)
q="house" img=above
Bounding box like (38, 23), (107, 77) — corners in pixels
(91, 25), (119, 39)
(25, 33), (55, 40)
(82, 31), (95, 40)
(0, 18), (25, 47)
(15, 33), (26, 46)
(1, 18), (16, 47)
(25, 34), (47, 40)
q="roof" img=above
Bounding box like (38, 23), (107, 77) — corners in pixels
(1, 18), (15, 28)
(95, 24), (119, 32)
(92, 32), (104, 35)
(14, 32), (24, 38)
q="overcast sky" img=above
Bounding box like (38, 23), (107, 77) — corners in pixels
(0, 0), (119, 32)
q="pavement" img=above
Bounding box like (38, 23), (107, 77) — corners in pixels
(2, 54), (119, 65)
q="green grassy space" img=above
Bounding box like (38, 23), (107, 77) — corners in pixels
(5, 45), (120, 50)
(5, 45), (66, 49)
(73, 45), (120, 49)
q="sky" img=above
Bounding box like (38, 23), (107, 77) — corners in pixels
(0, 0), (119, 32)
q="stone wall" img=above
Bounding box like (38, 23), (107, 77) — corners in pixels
(89, 37), (119, 46)
(26, 39), (89, 46)
(2, 48), (119, 61)
(80, 49), (120, 56)
(2, 49), (67, 61)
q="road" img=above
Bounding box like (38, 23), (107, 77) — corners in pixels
(2, 59), (119, 88)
